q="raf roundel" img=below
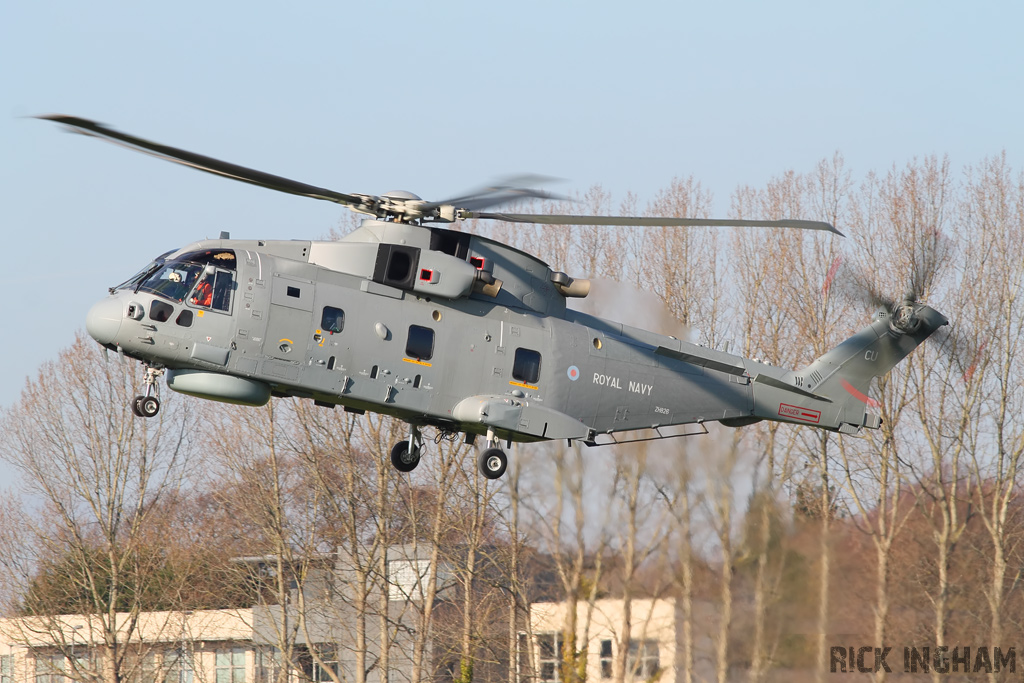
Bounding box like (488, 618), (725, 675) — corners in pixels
(567, 365), (580, 381)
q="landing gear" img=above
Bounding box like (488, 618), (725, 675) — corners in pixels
(132, 365), (164, 419)
(390, 426), (422, 473)
(478, 448), (507, 480)
(477, 429), (508, 480)
(133, 395), (160, 418)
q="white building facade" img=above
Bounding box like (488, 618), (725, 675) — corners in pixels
(529, 598), (718, 683)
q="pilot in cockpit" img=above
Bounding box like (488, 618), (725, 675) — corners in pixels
(164, 269), (195, 302)
(191, 275), (213, 307)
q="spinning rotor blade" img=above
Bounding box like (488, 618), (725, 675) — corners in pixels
(905, 229), (951, 303)
(422, 174), (565, 212)
(37, 115), (366, 208)
(462, 212), (843, 235)
(833, 265), (897, 311)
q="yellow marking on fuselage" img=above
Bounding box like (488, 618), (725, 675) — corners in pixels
(402, 357), (432, 367)
(509, 380), (539, 391)
(279, 338), (294, 344)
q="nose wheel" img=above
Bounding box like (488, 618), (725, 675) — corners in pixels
(132, 395), (161, 418)
(131, 365), (164, 418)
(390, 425), (422, 473)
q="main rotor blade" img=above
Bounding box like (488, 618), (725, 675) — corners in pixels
(421, 174), (566, 212)
(37, 115), (366, 207)
(462, 212), (843, 235)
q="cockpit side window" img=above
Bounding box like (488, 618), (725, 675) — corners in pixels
(191, 275), (214, 307)
(211, 271), (233, 312)
(189, 270), (234, 312)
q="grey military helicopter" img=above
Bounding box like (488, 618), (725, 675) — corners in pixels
(43, 115), (948, 480)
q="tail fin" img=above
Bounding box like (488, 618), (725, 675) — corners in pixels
(749, 304), (948, 433)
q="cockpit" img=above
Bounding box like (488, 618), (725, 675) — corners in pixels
(117, 249), (236, 311)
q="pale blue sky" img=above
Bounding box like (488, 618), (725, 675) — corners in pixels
(1, 0), (1022, 418)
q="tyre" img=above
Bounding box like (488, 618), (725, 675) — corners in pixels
(478, 448), (507, 479)
(139, 396), (160, 418)
(390, 440), (421, 472)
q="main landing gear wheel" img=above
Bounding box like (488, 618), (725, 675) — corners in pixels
(478, 448), (507, 480)
(138, 395), (160, 418)
(390, 440), (421, 473)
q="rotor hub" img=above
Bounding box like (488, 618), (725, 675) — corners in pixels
(890, 302), (921, 334)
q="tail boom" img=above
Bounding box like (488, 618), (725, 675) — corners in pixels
(747, 304), (948, 434)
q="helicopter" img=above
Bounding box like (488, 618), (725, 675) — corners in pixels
(42, 115), (948, 480)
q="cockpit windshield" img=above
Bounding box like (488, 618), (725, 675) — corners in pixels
(117, 249), (236, 303)
(113, 248), (179, 292)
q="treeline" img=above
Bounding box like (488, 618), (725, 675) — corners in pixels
(1, 152), (1023, 683)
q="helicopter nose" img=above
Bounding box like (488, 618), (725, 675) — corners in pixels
(86, 296), (124, 346)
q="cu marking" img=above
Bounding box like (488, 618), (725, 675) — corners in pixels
(864, 349), (878, 362)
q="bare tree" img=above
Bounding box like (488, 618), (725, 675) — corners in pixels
(0, 334), (192, 683)
(958, 154), (1024, 655)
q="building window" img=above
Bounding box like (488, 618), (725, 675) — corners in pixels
(129, 652), (159, 683)
(215, 648), (246, 683)
(388, 558), (431, 602)
(254, 647), (281, 683)
(163, 650), (194, 683)
(321, 306), (345, 334)
(295, 645), (338, 683)
(512, 348), (542, 384)
(537, 633), (562, 682)
(599, 640), (613, 679)
(2, 655), (12, 683)
(310, 646), (338, 683)
(627, 640), (660, 679)
(406, 325), (434, 361)
(35, 653), (64, 683)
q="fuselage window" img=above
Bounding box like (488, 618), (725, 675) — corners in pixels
(176, 310), (194, 327)
(149, 300), (174, 323)
(321, 306), (345, 334)
(406, 325), (434, 361)
(513, 348), (542, 384)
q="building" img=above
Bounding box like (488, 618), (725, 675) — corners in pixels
(0, 542), (509, 683)
(1, 540), (726, 683)
(0, 609), (266, 683)
(528, 598), (718, 683)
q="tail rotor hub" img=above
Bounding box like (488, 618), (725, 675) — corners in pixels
(890, 302), (921, 334)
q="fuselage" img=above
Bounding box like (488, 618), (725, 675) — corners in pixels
(86, 222), (771, 444)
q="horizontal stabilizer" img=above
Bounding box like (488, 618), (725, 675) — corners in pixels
(752, 373), (833, 403)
